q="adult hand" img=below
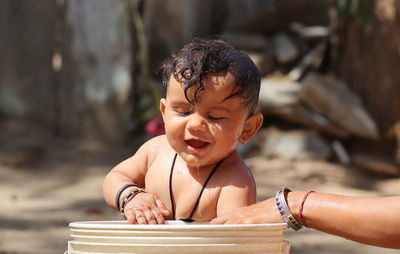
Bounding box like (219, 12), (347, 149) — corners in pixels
(210, 197), (282, 224)
(123, 191), (170, 224)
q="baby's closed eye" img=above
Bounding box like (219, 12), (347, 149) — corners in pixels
(175, 109), (191, 116)
(208, 115), (225, 121)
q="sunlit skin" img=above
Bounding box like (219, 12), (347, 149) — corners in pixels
(160, 73), (256, 169)
(210, 191), (400, 249)
(103, 72), (263, 224)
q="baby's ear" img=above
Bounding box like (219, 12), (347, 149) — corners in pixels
(239, 113), (263, 144)
(159, 98), (166, 118)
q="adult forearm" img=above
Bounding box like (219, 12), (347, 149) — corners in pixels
(288, 192), (400, 248)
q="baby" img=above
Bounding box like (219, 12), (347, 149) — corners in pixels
(103, 38), (263, 224)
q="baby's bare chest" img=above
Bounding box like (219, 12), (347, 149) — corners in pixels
(144, 160), (221, 221)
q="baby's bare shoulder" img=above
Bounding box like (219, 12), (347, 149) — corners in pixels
(141, 135), (169, 155)
(214, 152), (257, 208)
(142, 135), (168, 147)
(217, 152), (254, 185)
(140, 135), (174, 166)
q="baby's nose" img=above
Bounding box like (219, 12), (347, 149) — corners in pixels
(187, 114), (207, 131)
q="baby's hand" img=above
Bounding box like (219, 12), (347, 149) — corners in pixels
(123, 192), (170, 224)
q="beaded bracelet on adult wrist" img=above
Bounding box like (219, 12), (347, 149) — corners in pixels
(115, 183), (142, 211)
(275, 187), (303, 231)
(120, 189), (145, 219)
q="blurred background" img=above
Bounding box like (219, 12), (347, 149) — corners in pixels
(0, 0), (399, 253)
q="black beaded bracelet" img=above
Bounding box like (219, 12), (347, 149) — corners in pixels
(120, 189), (145, 218)
(115, 183), (142, 211)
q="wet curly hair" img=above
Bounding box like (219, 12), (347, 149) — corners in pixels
(159, 37), (261, 115)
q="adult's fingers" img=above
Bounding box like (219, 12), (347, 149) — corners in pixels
(210, 207), (250, 225)
(210, 212), (230, 224)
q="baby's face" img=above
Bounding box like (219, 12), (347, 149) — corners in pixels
(160, 73), (250, 167)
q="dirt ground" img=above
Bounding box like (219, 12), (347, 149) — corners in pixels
(0, 127), (399, 254)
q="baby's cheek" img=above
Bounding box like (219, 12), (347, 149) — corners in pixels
(165, 132), (179, 149)
(228, 141), (239, 151)
(217, 133), (239, 149)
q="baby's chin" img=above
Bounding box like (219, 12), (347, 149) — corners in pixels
(182, 158), (208, 168)
(186, 156), (231, 171)
(179, 154), (214, 168)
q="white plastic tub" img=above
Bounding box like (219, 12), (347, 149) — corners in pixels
(67, 220), (290, 254)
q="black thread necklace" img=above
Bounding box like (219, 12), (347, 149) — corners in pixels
(168, 153), (224, 222)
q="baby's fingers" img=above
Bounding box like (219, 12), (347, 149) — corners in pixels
(151, 207), (166, 224)
(135, 209), (148, 224)
(143, 209), (158, 224)
(126, 210), (138, 224)
(156, 198), (170, 216)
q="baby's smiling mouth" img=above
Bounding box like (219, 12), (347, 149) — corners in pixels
(185, 139), (209, 148)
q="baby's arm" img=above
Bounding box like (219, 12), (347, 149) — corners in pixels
(103, 137), (169, 224)
(215, 166), (257, 217)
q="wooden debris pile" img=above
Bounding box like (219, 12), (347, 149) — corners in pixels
(223, 1), (400, 177)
